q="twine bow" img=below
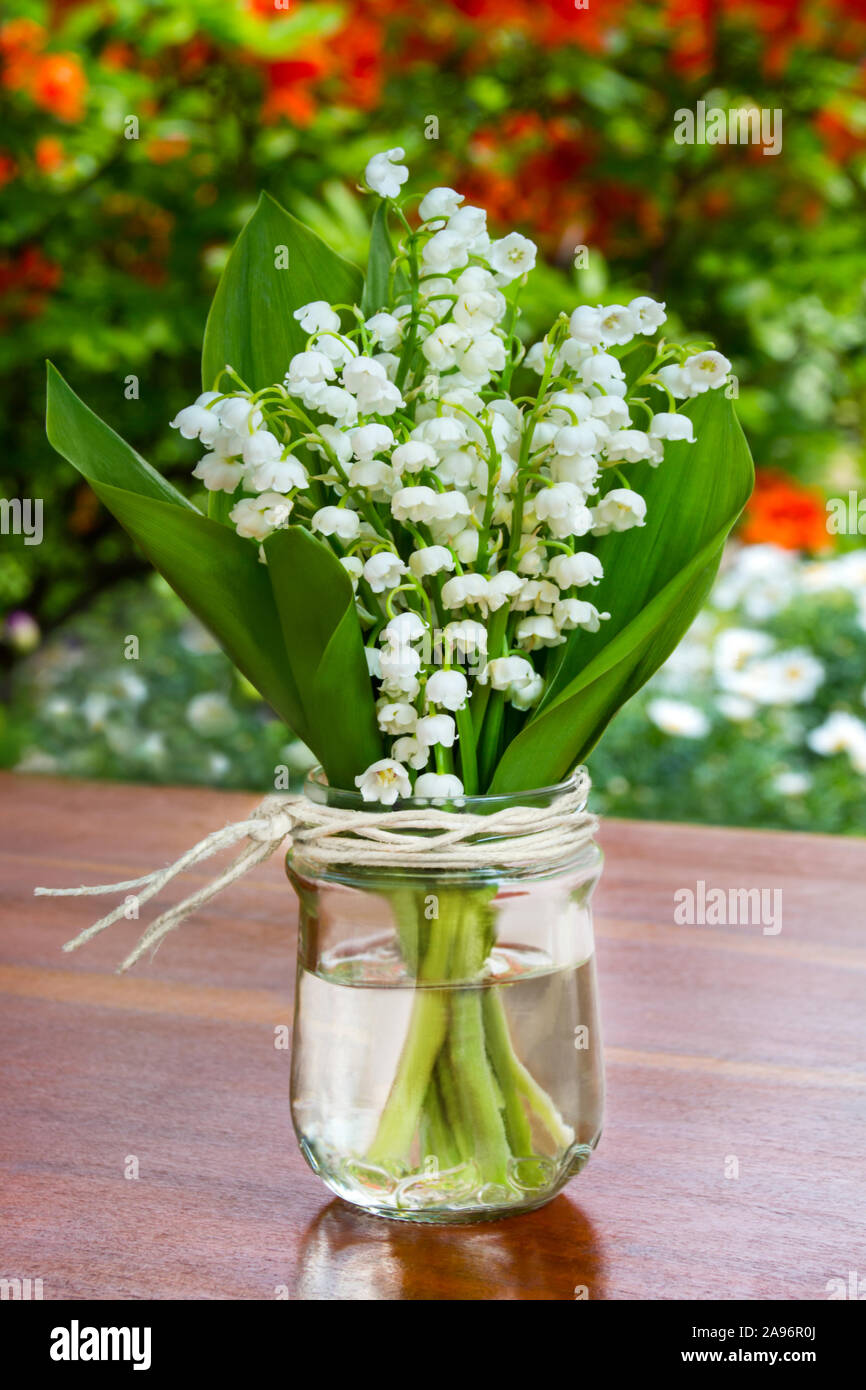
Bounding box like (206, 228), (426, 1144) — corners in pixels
(35, 772), (596, 974)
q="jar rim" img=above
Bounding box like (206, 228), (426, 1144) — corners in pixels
(303, 764), (588, 814)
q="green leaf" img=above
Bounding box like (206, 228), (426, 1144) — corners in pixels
(207, 490), (236, 526)
(90, 484), (311, 743)
(489, 526), (729, 792)
(45, 364), (382, 785)
(489, 393), (753, 792)
(264, 527), (382, 788)
(362, 200), (399, 317)
(544, 393), (751, 709)
(622, 341), (657, 390)
(46, 364), (309, 742)
(201, 192), (363, 393)
(46, 362), (195, 511)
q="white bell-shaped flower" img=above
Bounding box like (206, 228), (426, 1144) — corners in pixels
(364, 147), (409, 199)
(414, 772), (465, 800)
(426, 669), (469, 710)
(355, 759), (411, 804)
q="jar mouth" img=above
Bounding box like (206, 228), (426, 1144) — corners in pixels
(303, 765), (588, 815)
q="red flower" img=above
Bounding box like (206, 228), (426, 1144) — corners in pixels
(262, 84), (318, 126)
(35, 136), (65, 172)
(0, 18), (85, 119)
(146, 135), (191, 164)
(740, 470), (830, 552)
(0, 150), (18, 187)
(262, 49), (328, 125)
(0, 18), (45, 54)
(815, 106), (866, 162)
(30, 52), (87, 121)
(329, 16), (384, 110)
(0, 245), (62, 326)
(100, 41), (135, 71)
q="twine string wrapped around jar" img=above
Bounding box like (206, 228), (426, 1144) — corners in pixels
(35, 769), (596, 974)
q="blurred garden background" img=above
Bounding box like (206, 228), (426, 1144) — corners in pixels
(1, 0), (865, 832)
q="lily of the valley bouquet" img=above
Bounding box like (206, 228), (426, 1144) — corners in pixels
(46, 147), (753, 1221)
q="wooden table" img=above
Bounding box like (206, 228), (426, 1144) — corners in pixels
(2, 773), (864, 1301)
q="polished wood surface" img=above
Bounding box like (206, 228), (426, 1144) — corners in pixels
(2, 773), (864, 1301)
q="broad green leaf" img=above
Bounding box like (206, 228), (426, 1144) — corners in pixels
(81, 483), (311, 744)
(489, 524), (730, 792)
(361, 200), (401, 317)
(540, 393), (752, 709)
(264, 527), (382, 788)
(45, 365), (310, 743)
(489, 392), (753, 792)
(46, 363), (195, 510)
(207, 490), (236, 526)
(201, 192), (363, 393)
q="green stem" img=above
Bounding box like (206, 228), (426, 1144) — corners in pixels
(433, 1052), (471, 1161)
(455, 702), (479, 794)
(388, 886), (423, 974)
(420, 1072), (460, 1170)
(445, 899), (512, 1187)
(207, 490), (235, 525)
(481, 992), (534, 1157)
(365, 989), (448, 1165)
(394, 234), (421, 392)
(478, 690), (505, 789)
(365, 882), (573, 1194)
(366, 897), (454, 1165)
(470, 606), (509, 740)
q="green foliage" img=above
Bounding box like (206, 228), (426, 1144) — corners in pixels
(3, 0), (864, 833)
(201, 192), (363, 393)
(8, 546), (864, 837)
(43, 175), (755, 800)
(3, 0), (863, 660)
(45, 357), (380, 785)
(264, 527), (382, 787)
(361, 200), (403, 317)
(45, 362), (194, 509)
(491, 395), (754, 789)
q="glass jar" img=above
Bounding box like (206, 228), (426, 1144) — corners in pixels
(287, 769), (604, 1224)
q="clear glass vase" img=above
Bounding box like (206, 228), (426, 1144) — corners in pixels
(286, 769), (604, 1224)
